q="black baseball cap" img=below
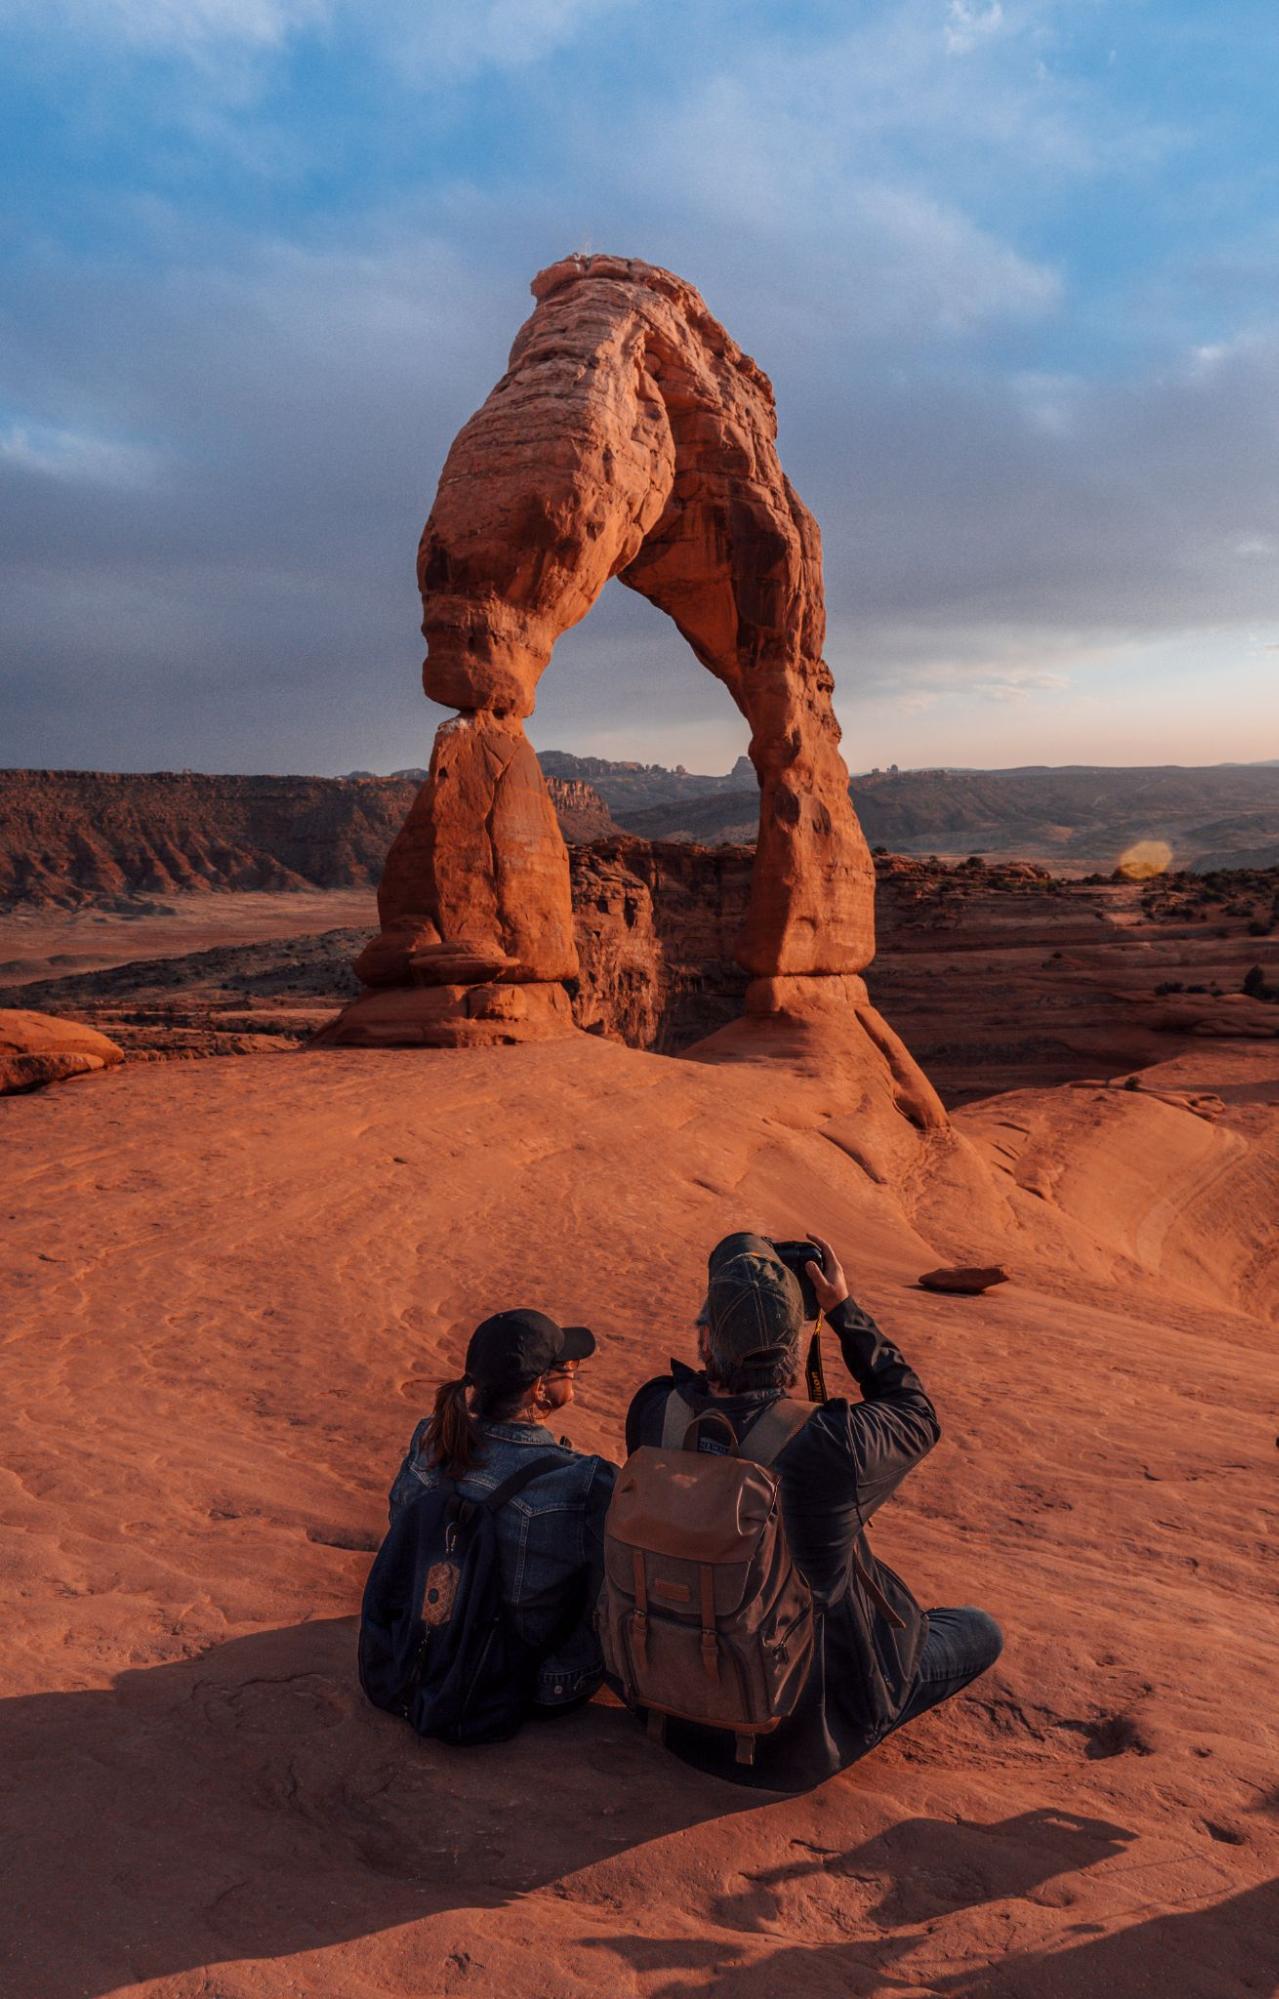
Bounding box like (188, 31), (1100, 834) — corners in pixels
(706, 1232), (804, 1363)
(464, 1309), (595, 1393)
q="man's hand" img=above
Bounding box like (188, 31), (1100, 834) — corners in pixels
(805, 1231), (849, 1313)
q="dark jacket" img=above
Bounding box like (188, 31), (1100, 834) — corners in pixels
(389, 1417), (618, 1710)
(624, 1296), (940, 1789)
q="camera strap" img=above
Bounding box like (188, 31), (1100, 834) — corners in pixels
(804, 1312), (829, 1403)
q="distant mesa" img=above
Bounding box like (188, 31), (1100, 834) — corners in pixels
(542, 753), (1279, 873)
(342, 768), (429, 783)
(4, 761), (1277, 911)
(0, 768), (619, 910)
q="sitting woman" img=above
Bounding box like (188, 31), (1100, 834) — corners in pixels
(389, 1308), (618, 1715)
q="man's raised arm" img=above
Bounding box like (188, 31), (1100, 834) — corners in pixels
(804, 1234), (940, 1519)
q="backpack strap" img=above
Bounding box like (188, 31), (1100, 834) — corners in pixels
(479, 1454), (566, 1515)
(738, 1398), (817, 1467)
(660, 1387), (694, 1451)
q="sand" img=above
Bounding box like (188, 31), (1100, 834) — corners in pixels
(0, 889), (378, 987)
(2, 1033), (1276, 1997)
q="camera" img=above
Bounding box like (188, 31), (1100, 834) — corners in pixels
(771, 1239), (825, 1322)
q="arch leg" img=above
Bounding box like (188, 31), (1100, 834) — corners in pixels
(319, 713), (578, 1048)
(735, 678), (875, 979)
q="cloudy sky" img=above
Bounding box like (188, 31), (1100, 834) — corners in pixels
(2, 0), (1277, 776)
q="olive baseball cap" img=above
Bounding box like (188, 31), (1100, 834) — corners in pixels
(464, 1309), (595, 1392)
(705, 1232), (804, 1362)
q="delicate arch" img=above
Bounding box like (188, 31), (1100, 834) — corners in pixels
(338, 255), (878, 1048)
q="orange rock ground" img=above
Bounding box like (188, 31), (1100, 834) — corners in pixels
(2, 1033), (1276, 1997)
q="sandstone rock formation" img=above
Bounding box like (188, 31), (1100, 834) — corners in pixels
(544, 775), (621, 843)
(329, 253), (874, 1048)
(0, 770), (417, 908)
(0, 1008), (124, 1093)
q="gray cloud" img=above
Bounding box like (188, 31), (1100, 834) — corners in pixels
(2, 7), (1277, 773)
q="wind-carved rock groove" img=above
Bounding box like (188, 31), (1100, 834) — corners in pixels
(324, 252), (941, 1126)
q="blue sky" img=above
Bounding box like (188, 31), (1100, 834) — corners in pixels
(2, 0), (1277, 774)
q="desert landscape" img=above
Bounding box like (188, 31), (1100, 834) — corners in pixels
(4, 1022), (1277, 1999)
(4, 797), (1276, 1099)
(4, 242), (1277, 1999)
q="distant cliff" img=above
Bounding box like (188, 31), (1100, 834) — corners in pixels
(544, 752), (1279, 872)
(0, 769), (618, 908)
(6, 759), (1276, 910)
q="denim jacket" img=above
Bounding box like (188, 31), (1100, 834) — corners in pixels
(389, 1418), (618, 1710)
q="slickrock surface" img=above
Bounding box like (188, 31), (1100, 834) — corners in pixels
(341, 254), (874, 1044)
(2, 1035), (1275, 1997)
(0, 1006), (124, 1092)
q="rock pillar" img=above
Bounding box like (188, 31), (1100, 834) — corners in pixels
(322, 714), (577, 1047)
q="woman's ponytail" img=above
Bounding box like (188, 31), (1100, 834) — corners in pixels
(423, 1375), (480, 1479)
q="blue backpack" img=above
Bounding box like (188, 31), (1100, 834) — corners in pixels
(358, 1455), (566, 1745)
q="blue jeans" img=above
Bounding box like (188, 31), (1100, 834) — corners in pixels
(886, 1605), (1003, 1739)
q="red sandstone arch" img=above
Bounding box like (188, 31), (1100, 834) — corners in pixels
(331, 254), (887, 1056)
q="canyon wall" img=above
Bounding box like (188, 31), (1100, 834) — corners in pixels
(0, 770), (615, 908)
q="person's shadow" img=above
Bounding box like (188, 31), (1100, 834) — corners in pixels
(581, 1821), (1276, 1999)
(585, 1879), (1279, 1999)
(708, 1805), (1138, 1934)
(0, 1617), (760, 1999)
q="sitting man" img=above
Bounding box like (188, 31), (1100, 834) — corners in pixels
(623, 1231), (1002, 1789)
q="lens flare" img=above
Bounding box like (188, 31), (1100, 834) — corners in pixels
(1117, 839), (1173, 880)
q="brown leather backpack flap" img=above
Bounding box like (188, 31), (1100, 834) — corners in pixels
(606, 1446), (779, 1562)
(601, 1530), (776, 1624)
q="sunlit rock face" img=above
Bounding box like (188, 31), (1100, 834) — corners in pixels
(1, 1009), (124, 1093)
(331, 253), (876, 1048)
